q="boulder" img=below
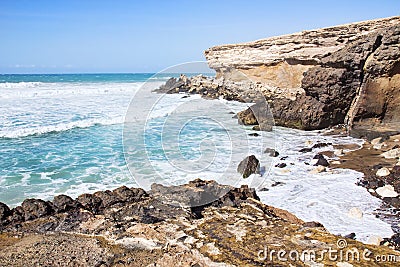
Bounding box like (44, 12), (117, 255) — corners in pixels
(376, 185), (398, 198)
(21, 199), (54, 221)
(52, 195), (78, 213)
(347, 207), (363, 219)
(264, 148), (279, 157)
(309, 166), (326, 174)
(381, 148), (400, 159)
(237, 155), (260, 178)
(205, 17), (400, 132)
(376, 167), (390, 177)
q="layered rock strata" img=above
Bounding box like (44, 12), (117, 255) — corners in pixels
(203, 16), (400, 133)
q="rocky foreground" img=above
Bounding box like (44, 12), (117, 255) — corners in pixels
(0, 179), (399, 266)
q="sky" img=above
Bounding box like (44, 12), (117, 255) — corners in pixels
(0, 0), (399, 74)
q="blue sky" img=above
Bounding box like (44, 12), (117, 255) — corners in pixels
(0, 0), (399, 73)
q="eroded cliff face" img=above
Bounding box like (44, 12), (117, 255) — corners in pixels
(205, 17), (400, 133)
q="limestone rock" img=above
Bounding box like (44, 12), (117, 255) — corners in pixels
(376, 185), (399, 198)
(348, 207), (363, 219)
(204, 17), (400, 132)
(381, 148), (400, 159)
(309, 165), (326, 174)
(311, 154), (329, 167)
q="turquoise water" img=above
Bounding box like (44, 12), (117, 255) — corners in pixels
(0, 73), (236, 206)
(0, 73), (209, 83)
(0, 73), (396, 242)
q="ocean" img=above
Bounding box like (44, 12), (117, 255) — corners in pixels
(0, 73), (394, 242)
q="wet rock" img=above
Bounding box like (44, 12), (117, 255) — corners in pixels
(303, 221), (324, 228)
(299, 147), (313, 153)
(312, 154), (330, 167)
(264, 148), (279, 157)
(9, 206), (24, 223)
(275, 163), (287, 168)
(248, 133), (259, 137)
(237, 155), (260, 178)
(376, 167), (390, 177)
(344, 233), (356, 240)
(77, 194), (103, 214)
(21, 199), (54, 221)
(371, 137), (383, 146)
(52, 195), (78, 213)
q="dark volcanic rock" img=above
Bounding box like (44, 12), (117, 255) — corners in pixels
(275, 163), (287, 168)
(313, 154), (330, 167)
(77, 194), (103, 214)
(299, 148), (313, 153)
(237, 155), (260, 178)
(382, 233), (400, 251)
(237, 101), (273, 131)
(112, 186), (148, 203)
(93, 190), (119, 207)
(52, 195), (78, 213)
(264, 148), (279, 157)
(21, 199), (54, 221)
(151, 179), (231, 208)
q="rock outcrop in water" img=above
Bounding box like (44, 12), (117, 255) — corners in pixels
(1, 180), (399, 266)
(204, 16), (400, 134)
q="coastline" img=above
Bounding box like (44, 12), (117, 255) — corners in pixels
(1, 15), (400, 266)
(1, 180), (399, 266)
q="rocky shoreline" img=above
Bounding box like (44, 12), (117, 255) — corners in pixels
(1, 179), (400, 266)
(2, 16), (400, 266)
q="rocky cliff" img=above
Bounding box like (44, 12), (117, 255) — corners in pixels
(204, 16), (400, 134)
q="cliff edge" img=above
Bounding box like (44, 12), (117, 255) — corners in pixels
(205, 16), (400, 134)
